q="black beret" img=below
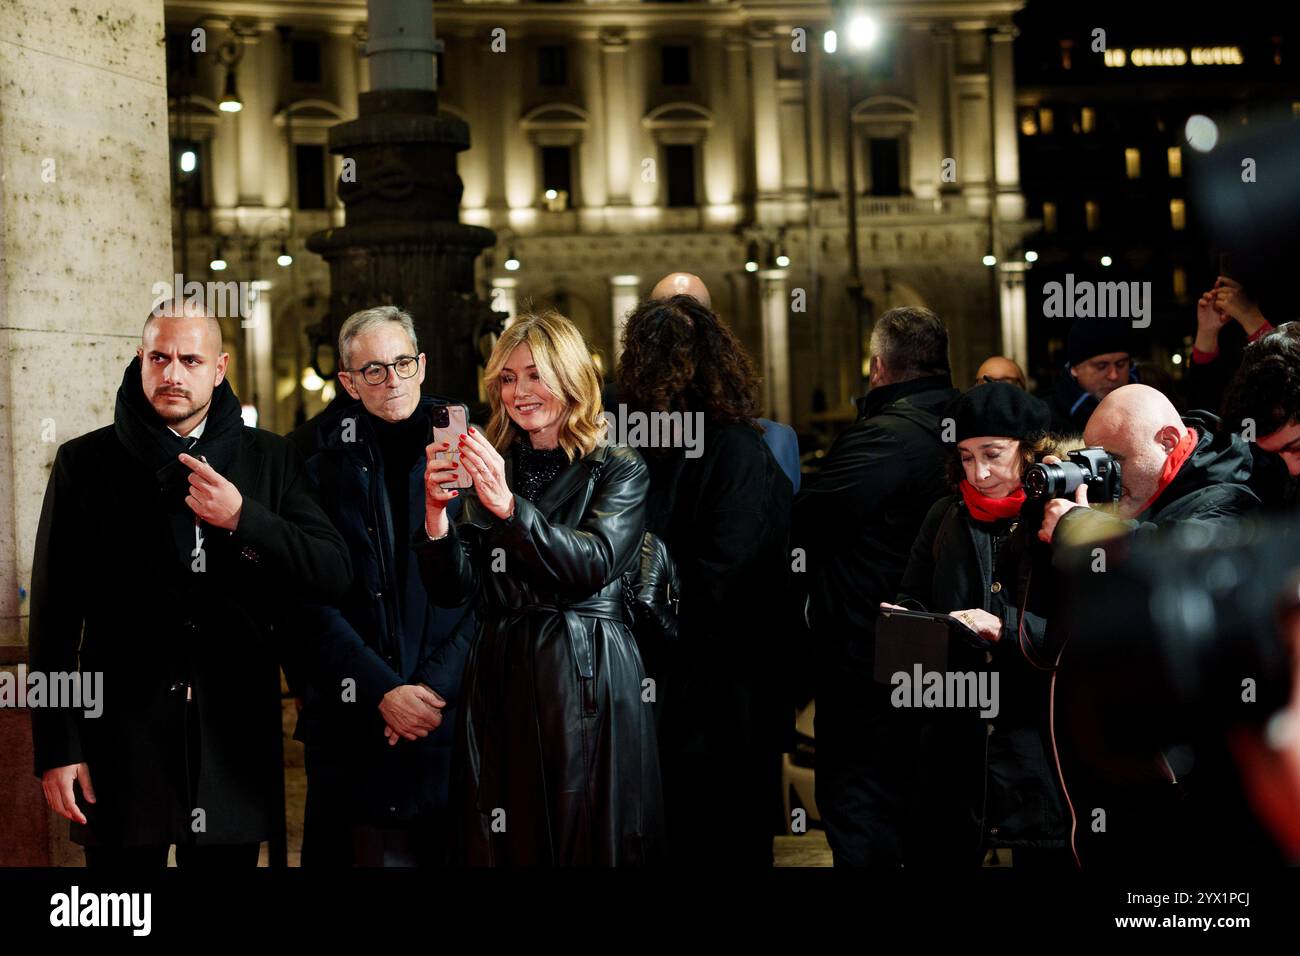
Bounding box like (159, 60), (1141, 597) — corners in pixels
(1067, 319), (1132, 367)
(952, 381), (1051, 442)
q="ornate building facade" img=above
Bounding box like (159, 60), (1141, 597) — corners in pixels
(163, 0), (1029, 435)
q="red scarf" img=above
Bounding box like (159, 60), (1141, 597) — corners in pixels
(1137, 427), (1199, 514)
(959, 479), (1026, 522)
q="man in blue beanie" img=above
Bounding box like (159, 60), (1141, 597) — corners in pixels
(1044, 320), (1137, 437)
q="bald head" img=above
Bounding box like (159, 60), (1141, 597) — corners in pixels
(137, 300), (229, 436)
(651, 272), (711, 309)
(144, 300), (223, 353)
(975, 356), (1026, 389)
(1083, 384), (1189, 517)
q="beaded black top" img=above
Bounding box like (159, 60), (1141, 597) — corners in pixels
(514, 436), (569, 503)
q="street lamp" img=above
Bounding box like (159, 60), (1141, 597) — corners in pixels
(826, 6), (881, 392)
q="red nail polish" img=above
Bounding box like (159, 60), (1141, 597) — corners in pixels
(452, 490), (459, 497)
(459, 434), (466, 440)
(468, 426), (475, 434)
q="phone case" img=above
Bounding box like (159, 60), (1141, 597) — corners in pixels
(430, 404), (473, 490)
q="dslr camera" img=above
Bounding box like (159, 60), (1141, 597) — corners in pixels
(1023, 446), (1122, 503)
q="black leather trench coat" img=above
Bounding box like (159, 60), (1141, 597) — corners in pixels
(415, 441), (664, 865)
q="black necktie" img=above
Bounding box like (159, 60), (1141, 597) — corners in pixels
(182, 435), (198, 452)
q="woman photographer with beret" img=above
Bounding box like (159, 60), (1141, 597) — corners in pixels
(883, 382), (1071, 867)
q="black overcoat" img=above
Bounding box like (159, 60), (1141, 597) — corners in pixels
(896, 495), (1068, 860)
(29, 359), (351, 847)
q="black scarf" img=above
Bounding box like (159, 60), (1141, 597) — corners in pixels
(114, 357), (244, 498)
(114, 357), (245, 568)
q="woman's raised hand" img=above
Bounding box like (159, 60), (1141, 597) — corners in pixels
(458, 427), (515, 521)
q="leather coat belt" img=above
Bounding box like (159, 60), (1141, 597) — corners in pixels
(513, 598), (626, 679)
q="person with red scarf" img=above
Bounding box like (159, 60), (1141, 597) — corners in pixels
(883, 382), (1070, 866)
(1040, 383), (1259, 546)
(1036, 382), (1267, 868)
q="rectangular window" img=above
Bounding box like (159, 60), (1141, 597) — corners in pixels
(1085, 200), (1100, 232)
(1020, 108), (1038, 136)
(1173, 266), (1187, 298)
(291, 39), (323, 85)
(1059, 39), (1074, 70)
(868, 138), (902, 197)
(1038, 108), (1054, 135)
(538, 45), (567, 86)
(1125, 148), (1141, 179)
(1170, 198), (1186, 230)
(662, 46), (691, 86)
(1167, 146), (1183, 177)
(1042, 201), (1057, 233)
(540, 146), (573, 206)
(665, 144), (697, 208)
(295, 144), (328, 210)
(1081, 106), (1096, 133)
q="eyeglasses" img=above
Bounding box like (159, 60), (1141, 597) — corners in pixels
(346, 355), (420, 386)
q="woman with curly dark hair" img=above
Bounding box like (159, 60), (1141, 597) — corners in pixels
(617, 294), (794, 867)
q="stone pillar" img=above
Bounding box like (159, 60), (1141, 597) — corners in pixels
(601, 29), (631, 207)
(491, 276), (518, 326)
(989, 24), (1023, 222)
(245, 285), (276, 431)
(235, 30), (267, 207)
(757, 269), (791, 422)
(0, 0), (174, 866)
(307, 0), (495, 405)
(933, 26), (958, 195)
(609, 275), (640, 363)
(808, 43), (832, 194)
(998, 263), (1029, 371)
(747, 24), (783, 201)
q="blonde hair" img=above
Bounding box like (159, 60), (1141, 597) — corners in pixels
(483, 311), (606, 462)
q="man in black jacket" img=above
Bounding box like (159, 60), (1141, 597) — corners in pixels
(1041, 383), (1273, 865)
(293, 306), (475, 866)
(30, 303), (351, 867)
(792, 306), (960, 866)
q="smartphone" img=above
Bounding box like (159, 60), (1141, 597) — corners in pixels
(428, 403), (473, 490)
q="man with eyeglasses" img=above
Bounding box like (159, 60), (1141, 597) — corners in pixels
(1044, 320), (1137, 438)
(289, 305), (475, 866)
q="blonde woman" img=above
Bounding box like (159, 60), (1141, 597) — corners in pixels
(415, 311), (663, 865)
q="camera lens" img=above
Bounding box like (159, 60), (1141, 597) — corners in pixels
(1024, 463), (1061, 500)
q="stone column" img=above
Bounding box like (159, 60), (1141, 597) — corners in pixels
(491, 276), (518, 327)
(244, 284), (276, 431)
(747, 23), (783, 202)
(0, 0), (174, 865)
(600, 29), (631, 207)
(757, 269), (791, 422)
(989, 24), (1023, 222)
(235, 29), (267, 207)
(998, 262), (1029, 371)
(933, 26), (958, 195)
(609, 274), (640, 363)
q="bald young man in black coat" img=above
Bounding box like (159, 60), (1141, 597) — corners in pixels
(30, 304), (350, 867)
